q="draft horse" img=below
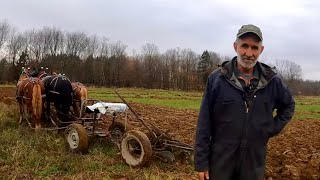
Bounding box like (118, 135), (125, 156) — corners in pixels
(16, 73), (44, 129)
(41, 74), (73, 123)
(71, 82), (88, 118)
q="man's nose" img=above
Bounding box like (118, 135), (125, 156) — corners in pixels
(245, 48), (253, 57)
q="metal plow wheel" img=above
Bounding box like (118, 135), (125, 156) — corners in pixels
(108, 121), (130, 144)
(65, 124), (88, 153)
(121, 130), (152, 167)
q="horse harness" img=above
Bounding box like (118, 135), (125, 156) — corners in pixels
(38, 72), (47, 79)
(48, 75), (71, 95)
(17, 77), (40, 100)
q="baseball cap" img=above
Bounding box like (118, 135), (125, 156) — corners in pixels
(237, 24), (263, 41)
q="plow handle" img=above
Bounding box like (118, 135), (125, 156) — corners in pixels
(115, 91), (155, 136)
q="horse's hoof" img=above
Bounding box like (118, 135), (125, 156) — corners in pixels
(35, 125), (41, 130)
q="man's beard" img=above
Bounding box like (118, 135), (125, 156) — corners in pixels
(237, 55), (257, 69)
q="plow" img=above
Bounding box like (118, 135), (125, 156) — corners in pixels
(55, 91), (193, 166)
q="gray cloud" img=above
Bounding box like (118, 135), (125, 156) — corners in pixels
(1, 0), (319, 80)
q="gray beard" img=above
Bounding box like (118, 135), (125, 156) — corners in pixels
(237, 56), (257, 69)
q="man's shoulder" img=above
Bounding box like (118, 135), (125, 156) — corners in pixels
(256, 61), (277, 82)
(207, 69), (224, 86)
(209, 69), (222, 79)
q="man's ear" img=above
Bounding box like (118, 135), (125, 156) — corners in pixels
(233, 42), (237, 52)
(260, 45), (264, 54)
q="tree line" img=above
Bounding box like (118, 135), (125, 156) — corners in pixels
(0, 19), (319, 95)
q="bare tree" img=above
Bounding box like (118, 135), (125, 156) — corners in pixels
(99, 37), (110, 58)
(110, 40), (127, 58)
(85, 35), (100, 58)
(0, 19), (10, 49)
(141, 43), (161, 88)
(42, 26), (64, 56)
(208, 51), (222, 70)
(163, 48), (181, 89)
(275, 59), (302, 81)
(65, 31), (89, 57)
(274, 59), (302, 95)
(109, 41), (128, 86)
(8, 29), (26, 64)
(26, 29), (46, 62)
(180, 48), (198, 90)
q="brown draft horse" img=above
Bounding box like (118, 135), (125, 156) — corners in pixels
(71, 82), (88, 118)
(16, 73), (44, 129)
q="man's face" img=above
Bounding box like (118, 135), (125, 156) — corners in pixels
(233, 35), (264, 69)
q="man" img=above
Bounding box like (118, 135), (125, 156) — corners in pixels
(194, 24), (295, 180)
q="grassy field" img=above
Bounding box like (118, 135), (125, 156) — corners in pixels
(89, 87), (320, 120)
(0, 85), (319, 179)
(88, 87), (203, 110)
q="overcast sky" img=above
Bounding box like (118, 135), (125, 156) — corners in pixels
(1, 0), (320, 80)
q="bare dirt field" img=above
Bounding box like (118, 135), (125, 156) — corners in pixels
(1, 86), (319, 179)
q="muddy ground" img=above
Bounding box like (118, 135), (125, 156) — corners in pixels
(1, 86), (319, 180)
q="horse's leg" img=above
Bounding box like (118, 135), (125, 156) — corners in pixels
(18, 100), (23, 124)
(73, 100), (80, 118)
(42, 92), (50, 126)
(55, 101), (65, 122)
(27, 102), (34, 128)
(32, 110), (41, 130)
(80, 88), (88, 118)
(46, 99), (52, 124)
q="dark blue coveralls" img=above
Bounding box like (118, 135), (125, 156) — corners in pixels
(194, 57), (295, 180)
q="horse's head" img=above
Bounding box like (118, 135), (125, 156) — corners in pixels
(18, 73), (29, 82)
(71, 82), (88, 118)
(72, 82), (88, 101)
(79, 86), (88, 101)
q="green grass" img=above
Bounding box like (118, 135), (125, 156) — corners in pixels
(88, 87), (203, 110)
(294, 96), (320, 120)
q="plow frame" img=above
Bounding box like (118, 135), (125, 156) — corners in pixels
(115, 91), (194, 165)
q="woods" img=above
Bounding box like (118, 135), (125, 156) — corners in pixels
(0, 20), (319, 95)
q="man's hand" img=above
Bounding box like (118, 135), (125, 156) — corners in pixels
(198, 171), (209, 180)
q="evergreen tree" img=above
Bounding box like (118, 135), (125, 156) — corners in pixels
(197, 50), (212, 87)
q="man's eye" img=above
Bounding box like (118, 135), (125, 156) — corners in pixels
(241, 44), (249, 48)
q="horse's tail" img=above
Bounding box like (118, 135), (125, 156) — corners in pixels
(32, 83), (42, 128)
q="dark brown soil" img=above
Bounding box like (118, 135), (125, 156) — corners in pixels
(128, 103), (320, 180)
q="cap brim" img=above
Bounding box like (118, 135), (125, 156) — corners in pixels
(238, 31), (263, 41)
